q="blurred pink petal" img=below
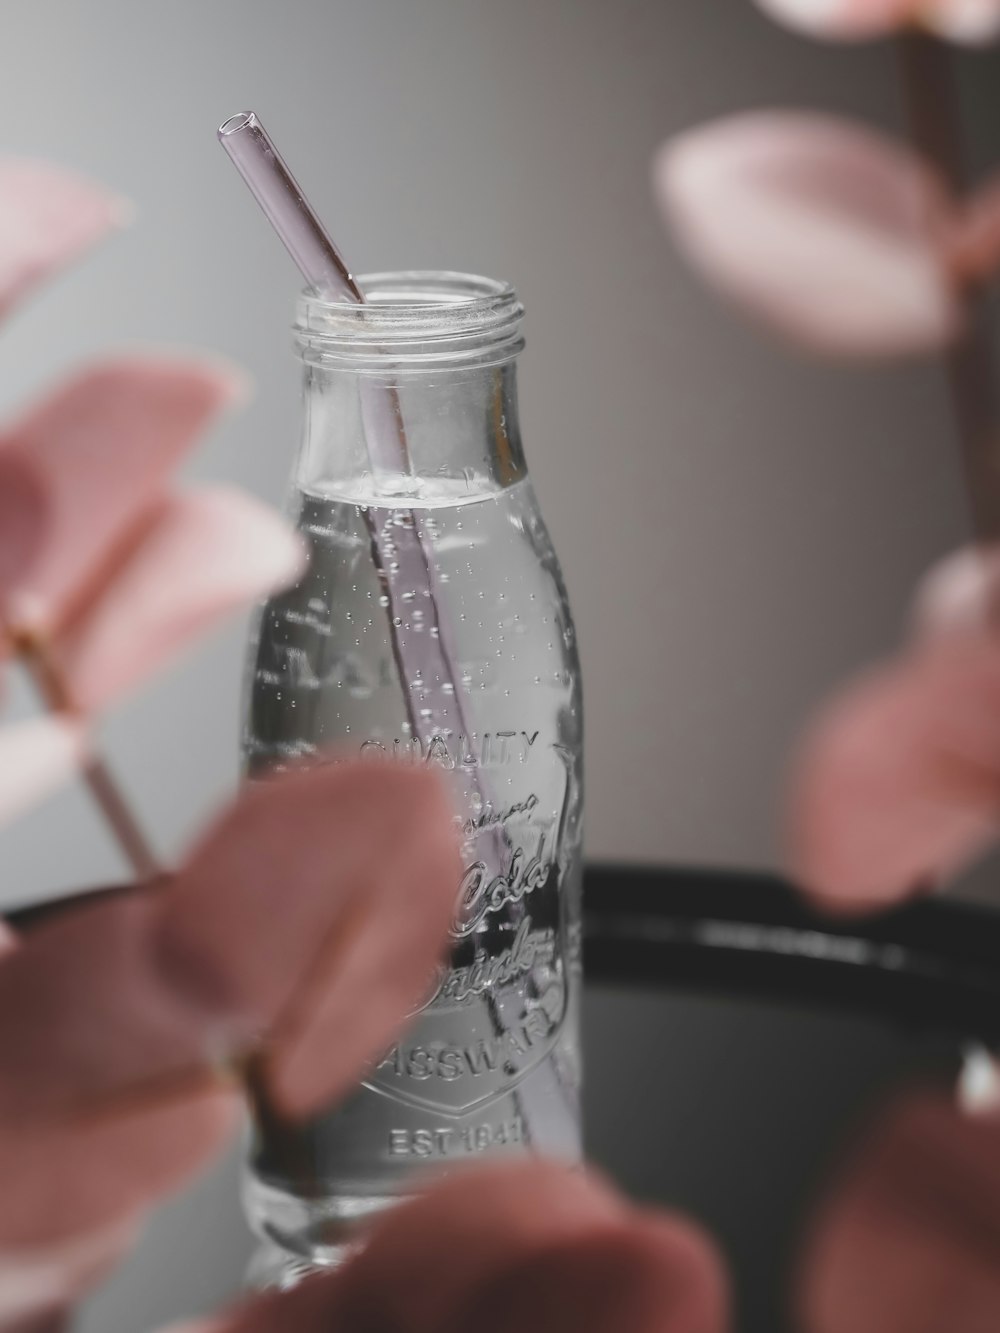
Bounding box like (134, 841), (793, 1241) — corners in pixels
(203, 1164), (628, 1332)
(333, 1162), (629, 1333)
(0, 1093), (238, 1247)
(443, 1217), (728, 1333)
(926, 0), (1000, 41)
(0, 885), (242, 1247)
(157, 1324), (222, 1333)
(53, 488), (305, 712)
(0, 160), (127, 321)
(911, 545), (1000, 642)
(798, 1095), (1000, 1333)
(755, 0), (910, 37)
(655, 113), (961, 357)
(158, 1325), (222, 1333)
(0, 1089), (239, 1250)
(0, 357), (246, 632)
(183, 1165), (729, 1333)
(788, 637), (1000, 908)
(948, 170), (1000, 285)
(0, 761), (457, 1251)
(0, 1219), (134, 1327)
(0, 764), (457, 1120)
(754, 0), (1000, 41)
(0, 892), (242, 1247)
(159, 760), (461, 1118)
(210, 1163), (726, 1333)
(0, 719), (87, 827)
(0, 893), (221, 1122)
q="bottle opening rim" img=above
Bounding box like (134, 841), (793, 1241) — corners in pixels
(295, 271), (524, 365)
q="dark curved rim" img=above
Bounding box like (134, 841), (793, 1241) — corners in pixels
(9, 866), (1000, 1045)
(583, 864), (1000, 1045)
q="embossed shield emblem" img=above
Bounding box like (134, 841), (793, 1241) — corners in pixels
(365, 744), (574, 1115)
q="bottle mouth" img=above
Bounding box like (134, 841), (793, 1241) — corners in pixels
(295, 271), (525, 368)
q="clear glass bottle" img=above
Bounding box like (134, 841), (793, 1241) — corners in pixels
(242, 273), (583, 1272)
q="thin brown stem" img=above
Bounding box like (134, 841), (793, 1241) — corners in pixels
(76, 757), (160, 884)
(12, 631), (161, 883)
(894, 34), (1000, 542)
(10, 1310), (71, 1333)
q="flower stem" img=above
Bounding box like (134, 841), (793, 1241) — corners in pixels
(894, 33), (1000, 543)
(15, 634), (161, 883)
(13, 1311), (70, 1333)
(78, 757), (161, 884)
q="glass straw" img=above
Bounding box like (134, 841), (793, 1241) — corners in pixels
(219, 111), (408, 480)
(219, 112), (363, 303)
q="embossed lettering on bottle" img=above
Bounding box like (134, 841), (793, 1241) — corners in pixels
(366, 734), (572, 1116)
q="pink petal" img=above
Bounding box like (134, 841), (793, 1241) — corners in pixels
(753, 0), (1000, 41)
(911, 545), (1000, 642)
(0, 884), (243, 1249)
(755, 0), (912, 37)
(158, 1324), (223, 1333)
(208, 1164), (629, 1333)
(0, 357), (246, 632)
(158, 1325), (223, 1333)
(0, 1090), (239, 1249)
(196, 1165), (727, 1333)
(948, 170), (1000, 286)
(338, 1164), (726, 1333)
(0, 1220), (134, 1326)
(330, 1163), (629, 1333)
(788, 637), (1000, 908)
(0, 761), (458, 1251)
(0, 718), (87, 827)
(655, 113), (962, 357)
(925, 0), (1000, 42)
(52, 488), (305, 712)
(0, 160), (127, 322)
(0, 919), (16, 955)
(0, 894), (223, 1123)
(441, 1218), (728, 1333)
(0, 894), (239, 1244)
(798, 1095), (1000, 1333)
(159, 760), (461, 1118)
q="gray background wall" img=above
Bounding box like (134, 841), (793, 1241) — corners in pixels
(0, 2), (991, 1329)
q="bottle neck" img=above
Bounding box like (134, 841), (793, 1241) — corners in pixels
(295, 357), (526, 504)
(292, 271), (527, 504)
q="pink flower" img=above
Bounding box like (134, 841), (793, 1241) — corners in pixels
(0, 160), (305, 822)
(655, 112), (1000, 359)
(656, 112), (964, 358)
(788, 546), (1000, 909)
